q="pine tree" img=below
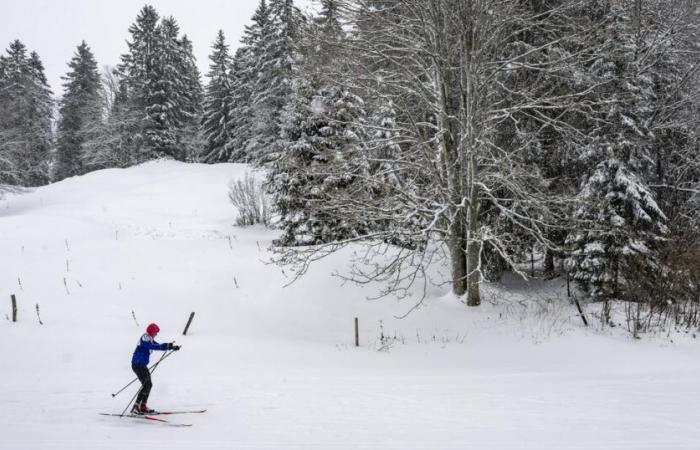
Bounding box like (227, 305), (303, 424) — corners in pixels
(566, 158), (668, 300)
(0, 41), (30, 185)
(201, 30), (233, 163)
(314, 0), (343, 69)
(144, 16), (186, 159)
(0, 41), (52, 186)
(117, 6), (202, 162)
(271, 84), (370, 246)
(228, 0), (270, 162)
(54, 41), (102, 181)
(248, 0), (303, 164)
(119, 5), (160, 114)
(178, 34), (204, 161)
(565, 1), (684, 301)
(117, 5), (161, 161)
(269, 1), (373, 245)
(24, 51), (54, 186)
(0, 52), (8, 191)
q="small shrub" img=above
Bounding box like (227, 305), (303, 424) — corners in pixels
(228, 172), (273, 227)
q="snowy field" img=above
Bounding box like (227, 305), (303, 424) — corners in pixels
(1, 161), (699, 449)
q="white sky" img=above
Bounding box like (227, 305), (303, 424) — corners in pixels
(0, 0), (314, 97)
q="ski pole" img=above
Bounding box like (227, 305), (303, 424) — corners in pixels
(111, 348), (177, 397)
(119, 349), (175, 417)
(120, 386), (141, 418)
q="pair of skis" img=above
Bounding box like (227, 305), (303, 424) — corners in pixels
(99, 409), (206, 427)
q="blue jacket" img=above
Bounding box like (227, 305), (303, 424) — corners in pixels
(132, 333), (169, 366)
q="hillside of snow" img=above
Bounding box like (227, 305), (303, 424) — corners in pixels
(1, 160), (699, 449)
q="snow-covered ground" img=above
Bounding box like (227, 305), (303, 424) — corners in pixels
(1, 160), (699, 449)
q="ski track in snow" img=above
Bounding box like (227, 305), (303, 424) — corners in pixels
(1, 161), (699, 449)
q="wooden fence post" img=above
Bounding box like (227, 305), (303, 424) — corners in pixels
(354, 317), (359, 347)
(35, 304), (43, 325)
(573, 297), (589, 327)
(183, 312), (195, 335)
(11, 294), (17, 322)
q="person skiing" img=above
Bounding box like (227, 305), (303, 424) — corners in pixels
(131, 323), (180, 415)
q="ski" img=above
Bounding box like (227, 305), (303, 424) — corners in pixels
(149, 409), (207, 415)
(99, 413), (193, 427)
(139, 415), (192, 427)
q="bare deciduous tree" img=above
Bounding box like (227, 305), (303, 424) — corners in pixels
(274, 0), (606, 308)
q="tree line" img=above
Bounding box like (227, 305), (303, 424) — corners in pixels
(2, 0), (700, 329)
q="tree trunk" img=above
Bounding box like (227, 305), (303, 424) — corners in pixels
(466, 231), (481, 306)
(466, 154), (481, 306)
(434, 41), (468, 298)
(450, 215), (467, 296)
(633, 0), (642, 37)
(543, 248), (555, 277)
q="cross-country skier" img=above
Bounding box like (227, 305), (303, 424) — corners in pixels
(131, 323), (180, 415)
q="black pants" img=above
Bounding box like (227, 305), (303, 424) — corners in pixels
(132, 363), (152, 405)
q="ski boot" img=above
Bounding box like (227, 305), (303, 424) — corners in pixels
(131, 401), (156, 415)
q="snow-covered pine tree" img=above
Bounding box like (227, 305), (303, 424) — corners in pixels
(565, 1), (690, 302)
(248, 0), (303, 165)
(313, 0), (343, 69)
(270, 0), (373, 246)
(228, 0), (270, 162)
(0, 41), (30, 186)
(0, 41), (53, 187)
(271, 83), (370, 246)
(0, 52), (8, 187)
(118, 5), (159, 114)
(24, 51), (53, 186)
(143, 16), (187, 159)
(202, 30), (234, 163)
(54, 41), (102, 181)
(566, 158), (668, 300)
(117, 7), (201, 162)
(178, 34), (204, 161)
(624, 1), (700, 251)
(116, 5), (161, 162)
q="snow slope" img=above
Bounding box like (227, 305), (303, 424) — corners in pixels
(1, 160), (699, 449)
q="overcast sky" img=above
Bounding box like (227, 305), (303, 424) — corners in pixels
(0, 0), (314, 97)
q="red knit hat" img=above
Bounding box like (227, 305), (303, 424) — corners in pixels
(146, 323), (160, 337)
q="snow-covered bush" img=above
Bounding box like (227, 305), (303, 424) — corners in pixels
(228, 172), (272, 227)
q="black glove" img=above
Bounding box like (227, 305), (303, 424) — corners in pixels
(172, 345), (181, 351)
